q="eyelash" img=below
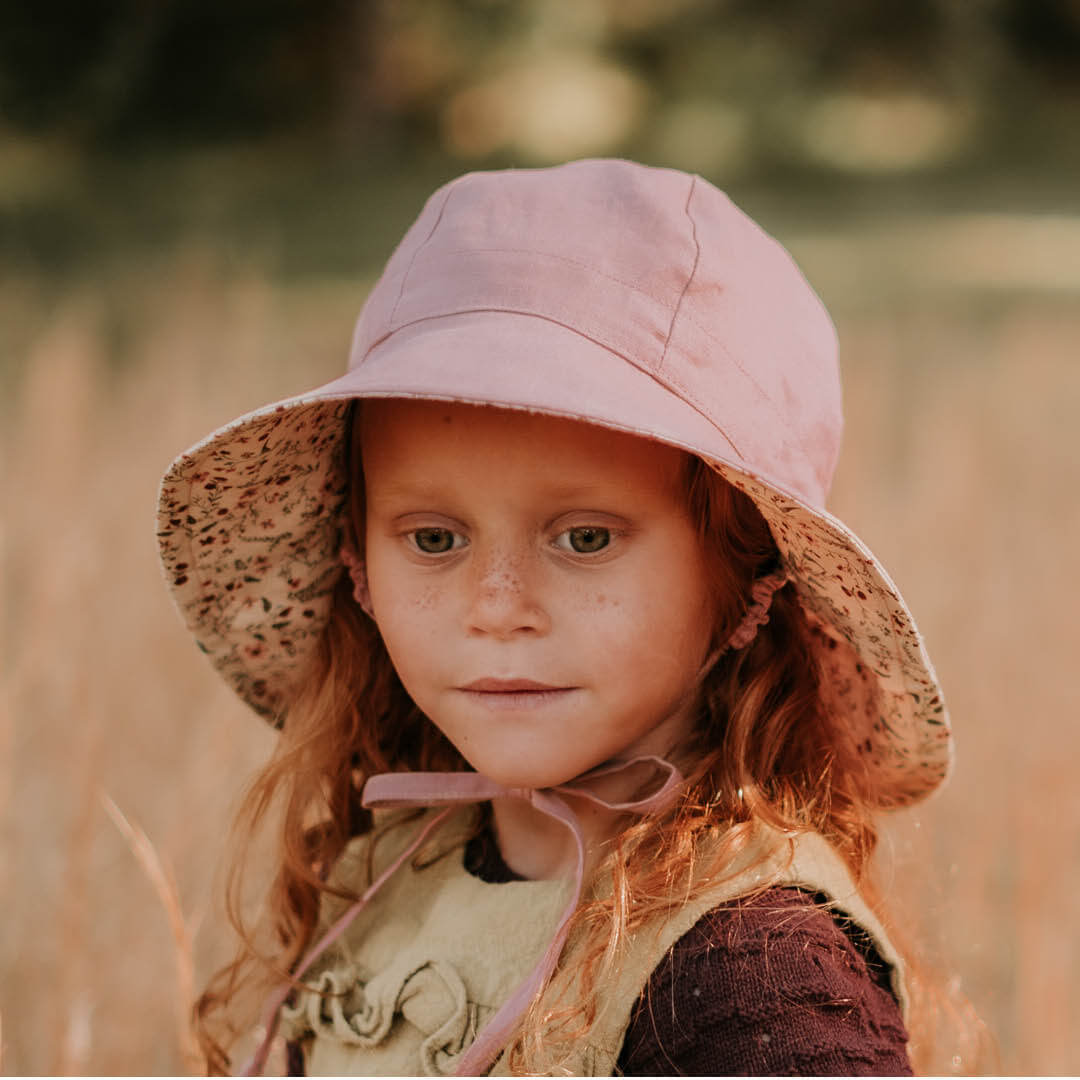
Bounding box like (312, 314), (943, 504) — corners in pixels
(404, 525), (616, 557)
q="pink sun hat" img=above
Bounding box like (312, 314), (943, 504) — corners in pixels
(157, 158), (952, 807)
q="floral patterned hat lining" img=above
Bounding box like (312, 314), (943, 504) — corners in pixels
(156, 159), (953, 807)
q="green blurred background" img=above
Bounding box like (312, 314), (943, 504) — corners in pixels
(2, 2), (1079, 1075)
(2, 0), (1079, 285)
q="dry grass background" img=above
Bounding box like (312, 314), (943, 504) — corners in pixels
(2, 211), (1078, 1075)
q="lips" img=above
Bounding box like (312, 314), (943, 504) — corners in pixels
(457, 681), (580, 712)
(460, 677), (568, 692)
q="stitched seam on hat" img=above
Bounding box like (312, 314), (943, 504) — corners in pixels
(363, 307), (744, 461)
(388, 183), (457, 325)
(681, 306), (802, 438)
(659, 361), (747, 461)
(661, 335), (804, 479)
(431, 247), (674, 304)
(653, 177), (813, 483)
(658, 175), (700, 371)
(364, 304), (667, 378)
(371, 306), (643, 361)
(671, 312), (811, 478)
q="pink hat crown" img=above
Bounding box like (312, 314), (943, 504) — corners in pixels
(350, 160), (841, 510)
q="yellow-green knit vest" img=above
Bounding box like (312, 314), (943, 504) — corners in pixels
(279, 808), (906, 1076)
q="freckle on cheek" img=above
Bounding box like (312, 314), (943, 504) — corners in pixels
(578, 592), (618, 610)
(413, 588), (440, 611)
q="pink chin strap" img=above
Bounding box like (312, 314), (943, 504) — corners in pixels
(241, 755), (684, 1077)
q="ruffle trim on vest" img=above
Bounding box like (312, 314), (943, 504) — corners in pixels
(279, 959), (489, 1077)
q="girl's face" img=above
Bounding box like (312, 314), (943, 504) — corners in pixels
(361, 400), (715, 789)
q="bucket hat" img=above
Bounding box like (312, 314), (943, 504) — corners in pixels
(157, 158), (952, 807)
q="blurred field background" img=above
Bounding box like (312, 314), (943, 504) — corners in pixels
(2, 1), (1079, 1074)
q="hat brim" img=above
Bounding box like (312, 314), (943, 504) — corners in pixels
(158, 311), (952, 805)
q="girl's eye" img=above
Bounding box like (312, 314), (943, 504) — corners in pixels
(411, 528), (459, 554)
(559, 526), (612, 554)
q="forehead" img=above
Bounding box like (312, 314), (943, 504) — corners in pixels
(358, 399), (689, 496)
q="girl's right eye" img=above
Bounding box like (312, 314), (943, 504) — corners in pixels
(409, 527), (462, 554)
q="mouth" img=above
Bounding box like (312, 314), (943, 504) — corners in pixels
(460, 678), (569, 692)
(457, 678), (580, 711)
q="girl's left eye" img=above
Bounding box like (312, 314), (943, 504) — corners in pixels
(556, 526), (612, 554)
(410, 527), (461, 554)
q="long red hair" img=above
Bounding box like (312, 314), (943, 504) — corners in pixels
(193, 427), (986, 1074)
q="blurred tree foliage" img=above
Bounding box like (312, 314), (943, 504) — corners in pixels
(0, 0), (1076, 166)
(0, 0), (1076, 282)
(0, 0), (372, 141)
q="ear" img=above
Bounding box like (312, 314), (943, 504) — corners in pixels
(339, 544), (376, 619)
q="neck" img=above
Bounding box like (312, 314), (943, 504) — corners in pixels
(490, 757), (672, 880)
(489, 794), (611, 880)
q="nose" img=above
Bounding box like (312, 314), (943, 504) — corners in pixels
(464, 545), (550, 639)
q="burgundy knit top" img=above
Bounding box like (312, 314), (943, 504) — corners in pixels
(286, 825), (911, 1076)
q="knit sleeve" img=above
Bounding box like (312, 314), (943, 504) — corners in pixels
(617, 886), (912, 1077)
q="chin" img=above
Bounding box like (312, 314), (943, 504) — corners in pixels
(463, 754), (587, 792)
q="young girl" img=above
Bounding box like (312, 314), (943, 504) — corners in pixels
(158, 158), (955, 1076)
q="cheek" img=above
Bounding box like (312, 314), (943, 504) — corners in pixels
(565, 587), (627, 653)
(407, 584), (442, 613)
(618, 552), (713, 663)
(366, 541), (440, 616)
(367, 564), (446, 675)
(570, 569), (707, 667)
(374, 598), (448, 710)
(378, 585), (446, 647)
(570, 589), (620, 615)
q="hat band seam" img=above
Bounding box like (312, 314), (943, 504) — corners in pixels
(356, 308), (755, 468)
(359, 306), (653, 372)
